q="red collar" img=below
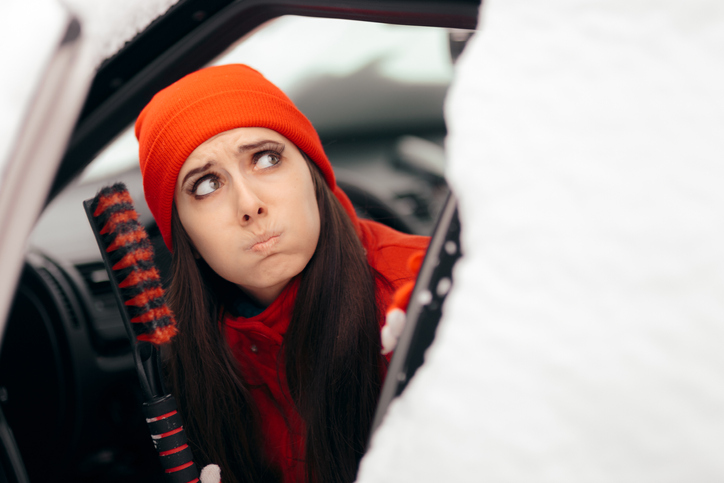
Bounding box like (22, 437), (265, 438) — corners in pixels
(222, 276), (300, 341)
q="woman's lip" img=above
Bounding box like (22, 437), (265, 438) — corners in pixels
(249, 234), (280, 252)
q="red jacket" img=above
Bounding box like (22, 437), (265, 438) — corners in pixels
(223, 218), (429, 482)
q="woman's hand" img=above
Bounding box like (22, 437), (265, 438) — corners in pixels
(199, 464), (221, 483)
(381, 306), (407, 354)
(381, 251), (425, 355)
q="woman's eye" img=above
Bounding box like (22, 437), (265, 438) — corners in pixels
(256, 153), (280, 169)
(195, 177), (220, 196)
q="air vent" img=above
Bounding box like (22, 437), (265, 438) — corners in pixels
(75, 262), (129, 354)
(76, 262), (112, 297)
(37, 266), (80, 329)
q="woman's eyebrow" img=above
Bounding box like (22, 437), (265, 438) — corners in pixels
(180, 141), (284, 185)
(238, 140), (284, 153)
(181, 162), (214, 186)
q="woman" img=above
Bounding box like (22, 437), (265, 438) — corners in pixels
(135, 64), (429, 483)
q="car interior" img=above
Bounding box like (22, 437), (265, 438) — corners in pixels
(0, 1), (479, 481)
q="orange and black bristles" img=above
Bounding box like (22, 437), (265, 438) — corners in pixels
(86, 183), (177, 345)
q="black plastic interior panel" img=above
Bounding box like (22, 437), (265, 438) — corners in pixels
(370, 192), (461, 435)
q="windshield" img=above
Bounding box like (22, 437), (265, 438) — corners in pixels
(78, 16), (453, 184)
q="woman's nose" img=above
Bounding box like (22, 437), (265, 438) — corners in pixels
(240, 206), (265, 223)
(235, 185), (267, 225)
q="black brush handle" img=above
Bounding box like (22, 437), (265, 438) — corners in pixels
(144, 395), (200, 483)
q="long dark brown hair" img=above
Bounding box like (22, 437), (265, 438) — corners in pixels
(165, 157), (388, 483)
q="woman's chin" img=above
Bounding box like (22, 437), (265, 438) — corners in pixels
(235, 277), (292, 307)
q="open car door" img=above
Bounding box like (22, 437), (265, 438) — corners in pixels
(0, 2), (95, 481)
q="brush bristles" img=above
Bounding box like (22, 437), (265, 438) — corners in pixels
(91, 183), (178, 345)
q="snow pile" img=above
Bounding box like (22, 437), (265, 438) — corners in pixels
(358, 0), (724, 482)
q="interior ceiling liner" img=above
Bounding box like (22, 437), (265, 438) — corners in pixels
(61, 0), (180, 67)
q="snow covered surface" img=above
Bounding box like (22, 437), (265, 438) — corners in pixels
(0, 0), (179, 178)
(358, 1), (724, 481)
(0, 0), (67, 175)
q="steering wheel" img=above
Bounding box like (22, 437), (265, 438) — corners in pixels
(336, 179), (416, 235)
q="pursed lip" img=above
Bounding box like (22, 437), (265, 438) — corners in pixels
(247, 233), (281, 252)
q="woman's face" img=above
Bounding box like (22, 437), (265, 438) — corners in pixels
(174, 127), (321, 306)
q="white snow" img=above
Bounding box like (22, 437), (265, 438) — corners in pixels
(0, 0), (67, 174)
(358, 1), (724, 482)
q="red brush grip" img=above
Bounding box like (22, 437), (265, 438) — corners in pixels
(144, 395), (200, 483)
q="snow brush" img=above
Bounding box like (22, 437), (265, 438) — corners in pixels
(84, 183), (200, 483)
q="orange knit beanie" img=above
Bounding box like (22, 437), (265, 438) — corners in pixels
(135, 64), (351, 251)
